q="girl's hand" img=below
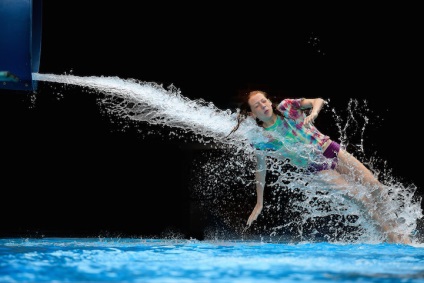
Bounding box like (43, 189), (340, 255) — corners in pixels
(247, 203), (263, 226)
(304, 111), (318, 125)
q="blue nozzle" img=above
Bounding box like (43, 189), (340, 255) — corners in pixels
(0, 0), (42, 92)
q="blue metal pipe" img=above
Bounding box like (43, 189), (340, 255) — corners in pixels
(0, 0), (42, 92)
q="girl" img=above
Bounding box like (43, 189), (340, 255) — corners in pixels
(228, 90), (410, 243)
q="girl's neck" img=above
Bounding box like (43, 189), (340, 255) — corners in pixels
(262, 114), (278, 128)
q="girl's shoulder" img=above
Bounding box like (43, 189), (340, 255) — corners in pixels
(278, 98), (304, 111)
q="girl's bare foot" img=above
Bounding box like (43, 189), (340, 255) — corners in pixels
(386, 231), (411, 244)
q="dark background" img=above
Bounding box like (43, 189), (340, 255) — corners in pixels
(1, 2), (422, 239)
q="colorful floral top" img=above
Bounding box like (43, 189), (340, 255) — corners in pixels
(253, 98), (330, 168)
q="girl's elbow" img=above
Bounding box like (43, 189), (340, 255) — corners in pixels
(318, 98), (327, 105)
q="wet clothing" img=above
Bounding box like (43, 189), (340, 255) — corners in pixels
(307, 141), (340, 172)
(253, 98), (339, 171)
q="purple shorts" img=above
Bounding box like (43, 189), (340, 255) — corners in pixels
(308, 141), (340, 173)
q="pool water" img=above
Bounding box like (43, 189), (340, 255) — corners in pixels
(1, 238), (423, 282)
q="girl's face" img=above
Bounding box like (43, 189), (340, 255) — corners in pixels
(248, 92), (273, 121)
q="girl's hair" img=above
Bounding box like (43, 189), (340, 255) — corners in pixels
(226, 90), (282, 137)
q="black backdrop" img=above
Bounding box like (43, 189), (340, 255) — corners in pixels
(1, 2), (422, 239)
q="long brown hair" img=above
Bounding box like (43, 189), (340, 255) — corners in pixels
(226, 90), (282, 137)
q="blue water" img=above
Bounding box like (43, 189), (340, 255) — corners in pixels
(1, 238), (423, 283)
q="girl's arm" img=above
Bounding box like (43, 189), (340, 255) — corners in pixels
(247, 151), (267, 226)
(300, 98), (326, 125)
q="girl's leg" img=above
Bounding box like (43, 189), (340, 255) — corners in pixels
(333, 149), (410, 244)
(335, 149), (381, 194)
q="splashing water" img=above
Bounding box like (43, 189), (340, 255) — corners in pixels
(32, 73), (423, 244)
(33, 73), (263, 149)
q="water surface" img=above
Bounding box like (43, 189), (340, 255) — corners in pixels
(1, 238), (423, 283)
